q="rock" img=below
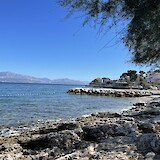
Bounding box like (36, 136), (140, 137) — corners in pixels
(67, 88), (159, 97)
(91, 112), (121, 118)
(113, 123), (137, 136)
(149, 101), (160, 107)
(133, 102), (146, 106)
(1, 96), (160, 159)
(138, 122), (156, 133)
(57, 122), (79, 131)
(18, 130), (82, 159)
(0, 145), (6, 152)
(137, 133), (160, 153)
(129, 109), (160, 118)
(20, 130), (81, 151)
(82, 121), (137, 141)
(145, 152), (155, 160)
(82, 125), (106, 141)
(38, 128), (57, 134)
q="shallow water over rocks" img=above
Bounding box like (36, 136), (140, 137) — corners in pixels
(0, 98), (160, 159)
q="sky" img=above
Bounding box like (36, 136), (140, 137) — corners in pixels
(0, 0), (150, 81)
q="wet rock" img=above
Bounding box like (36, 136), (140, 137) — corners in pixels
(133, 102), (146, 106)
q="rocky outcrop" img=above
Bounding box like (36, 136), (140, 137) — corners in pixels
(0, 98), (160, 159)
(67, 88), (160, 97)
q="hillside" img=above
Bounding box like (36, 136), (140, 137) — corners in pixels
(0, 72), (89, 85)
(147, 72), (160, 83)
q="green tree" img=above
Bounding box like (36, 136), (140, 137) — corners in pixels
(127, 70), (137, 82)
(139, 71), (145, 76)
(120, 72), (130, 82)
(58, 0), (160, 66)
(139, 70), (146, 83)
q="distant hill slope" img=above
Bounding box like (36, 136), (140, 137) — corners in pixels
(147, 72), (160, 83)
(52, 78), (88, 85)
(0, 72), (89, 85)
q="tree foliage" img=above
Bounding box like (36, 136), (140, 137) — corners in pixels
(120, 70), (137, 82)
(127, 70), (137, 81)
(58, 0), (160, 66)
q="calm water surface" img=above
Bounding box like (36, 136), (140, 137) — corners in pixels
(0, 83), (140, 126)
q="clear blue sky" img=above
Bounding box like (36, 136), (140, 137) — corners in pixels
(0, 0), (149, 81)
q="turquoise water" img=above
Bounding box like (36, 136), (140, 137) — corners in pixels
(0, 83), (138, 126)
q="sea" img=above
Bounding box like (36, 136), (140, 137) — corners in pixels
(0, 83), (141, 136)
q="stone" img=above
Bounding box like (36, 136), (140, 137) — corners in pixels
(138, 122), (156, 133)
(67, 88), (160, 97)
(137, 133), (160, 153)
(145, 152), (155, 160)
(57, 122), (79, 131)
(133, 102), (146, 106)
(82, 125), (106, 141)
(149, 102), (160, 107)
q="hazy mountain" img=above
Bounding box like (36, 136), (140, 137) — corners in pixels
(0, 72), (89, 85)
(52, 78), (89, 85)
(147, 72), (160, 83)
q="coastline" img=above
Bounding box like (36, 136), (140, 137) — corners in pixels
(67, 87), (160, 97)
(0, 95), (160, 159)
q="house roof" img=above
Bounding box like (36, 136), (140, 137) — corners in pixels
(95, 77), (102, 80)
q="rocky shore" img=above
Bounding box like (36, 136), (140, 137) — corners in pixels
(67, 88), (160, 97)
(0, 96), (160, 160)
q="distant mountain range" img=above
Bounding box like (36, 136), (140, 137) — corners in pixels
(0, 72), (89, 85)
(147, 72), (160, 83)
